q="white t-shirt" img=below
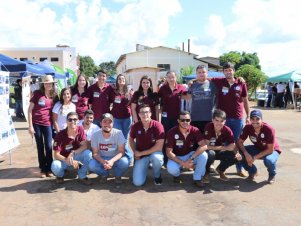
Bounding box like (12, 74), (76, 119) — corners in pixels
(91, 128), (126, 157)
(78, 120), (100, 141)
(52, 102), (76, 130)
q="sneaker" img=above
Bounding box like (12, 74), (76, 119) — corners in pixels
(237, 170), (248, 177)
(173, 176), (183, 184)
(201, 174), (210, 184)
(98, 175), (108, 184)
(267, 176), (275, 184)
(40, 172), (47, 178)
(78, 177), (92, 186)
(46, 172), (55, 178)
(154, 175), (162, 185)
(114, 176), (122, 184)
(56, 177), (64, 184)
(216, 168), (229, 181)
(194, 180), (205, 188)
(246, 172), (258, 181)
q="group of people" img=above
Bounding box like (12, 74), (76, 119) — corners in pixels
(27, 62), (281, 187)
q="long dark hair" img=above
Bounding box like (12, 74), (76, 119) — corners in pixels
(59, 87), (72, 105)
(115, 74), (128, 94)
(72, 74), (88, 91)
(137, 75), (154, 97)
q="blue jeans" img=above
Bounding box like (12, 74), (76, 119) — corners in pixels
(33, 124), (53, 172)
(242, 145), (279, 177)
(15, 100), (24, 118)
(113, 117), (133, 162)
(89, 156), (129, 177)
(51, 149), (92, 179)
(167, 151), (208, 180)
(226, 118), (244, 171)
(132, 151), (164, 186)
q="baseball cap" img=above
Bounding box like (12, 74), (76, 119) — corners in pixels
(101, 113), (113, 122)
(250, 109), (262, 119)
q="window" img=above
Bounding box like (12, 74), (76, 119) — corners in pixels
(51, 57), (59, 62)
(20, 58), (28, 61)
(39, 57), (48, 61)
(157, 64), (170, 71)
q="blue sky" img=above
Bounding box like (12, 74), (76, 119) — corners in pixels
(0, 0), (300, 76)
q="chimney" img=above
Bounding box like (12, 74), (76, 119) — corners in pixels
(188, 39), (190, 55)
(182, 42), (184, 51)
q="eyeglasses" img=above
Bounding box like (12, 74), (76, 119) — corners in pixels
(179, 119), (191, 122)
(67, 118), (78, 122)
(139, 111), (150, 115)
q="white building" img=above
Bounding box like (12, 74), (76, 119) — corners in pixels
(0, 45), (79, 73)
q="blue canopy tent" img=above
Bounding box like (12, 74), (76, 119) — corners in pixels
(182, 71), (224, 81)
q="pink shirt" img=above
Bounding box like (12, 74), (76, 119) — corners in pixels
(166, 125), (203, 156)
(158, 83), (187, 119)
(53, 126), (87, 158)
(212, 78), (248, 119)
(240, 122), (281, 153)
(87, 83), (113, 120)
(30, 90), (53, 126)
(111, 90), (131, 119)
(71, 88), (89, 120)
(203, 122), (234, 146)
(130, 120), (165, 151)
(131, 91), (159, 121)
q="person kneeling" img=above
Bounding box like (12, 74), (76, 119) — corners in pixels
(51, 112), (92, 185)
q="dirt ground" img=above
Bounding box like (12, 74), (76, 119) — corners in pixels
(1, 107), (301, 226)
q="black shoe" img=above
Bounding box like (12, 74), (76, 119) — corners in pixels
(268, 176), (275, 184)
(154, 175), (162, 185)
(173, 176), (183, 184)
(194, 180), (205, 188)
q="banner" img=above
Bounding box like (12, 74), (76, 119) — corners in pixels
(22, 76), (31, 121)
(0, 71), (19, 155)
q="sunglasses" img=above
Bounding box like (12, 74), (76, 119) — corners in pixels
(67, 118), (78, 122)
(179, 119), (191, 122)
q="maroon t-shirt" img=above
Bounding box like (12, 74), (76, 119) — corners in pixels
(71, 88), (89, 120)
(87, 83), (113, 120)
(212, 78), (248, 119)
(158, 83), (187, 120)
(30, 90), (53, 126)
(203, 122), (234, 146)
(111, 90), (131, 119)
(131, 91), (159, 121)
(130, 120), (165, 151)
(53, 126), (87, 158)
(240, 122), (281, 153)
(166, 125), (203, 156)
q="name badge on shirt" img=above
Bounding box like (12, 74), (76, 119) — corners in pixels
(222, 87), (229, 95)
(162, 112), (168, 117)
(72, 95), (78, 102)
(38, 98), (46, 107)
(176, 140), (184, 146)
(114, 97), (121, 104)
(250, 136), (257, 143)
(65, 144), (73, 152)
(93, 92), (100, 98)
(204, 88), (211, 92)
(235, 85), (241, 91)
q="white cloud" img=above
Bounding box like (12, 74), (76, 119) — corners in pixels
(191, 0), (301, 75)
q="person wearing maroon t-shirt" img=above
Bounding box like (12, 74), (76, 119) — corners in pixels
(166, 111), (208, 188)
(28, 75), (57, 178)
(203, 109), (242, 183)
(51, 112), (92, 185)
(158, 71), (187, 133)
(86, 70), (114, 125)
(237, 109), (281, 184)
(131, 75), (159, 123)
(71, 74), (89, 120)
(211, 62), (250, 177)
(129, 104), (164, 186)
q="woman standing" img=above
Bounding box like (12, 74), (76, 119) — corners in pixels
(131, 75), (159, 123)
(71, 74), (89, 120)
(111, 74), (132, 138)
(52, 87), (76, 133)
(28, 75), (57, 178)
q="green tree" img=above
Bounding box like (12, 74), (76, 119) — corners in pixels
(220, 51), (241, 67)
(79, 56), (99, 77)
(99, 61), (116, 76)
(179, 65), (194, 83)
(235, 64), (267, 96)
(237, 52), (261, 70)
